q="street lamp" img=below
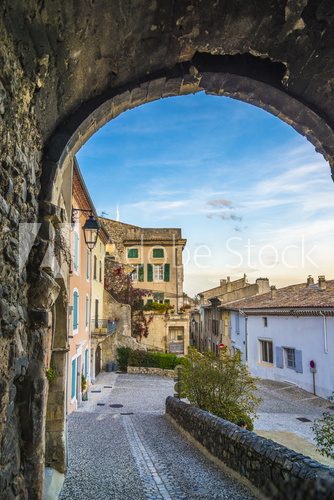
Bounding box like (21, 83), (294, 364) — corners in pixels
(72, 209), (100, 251)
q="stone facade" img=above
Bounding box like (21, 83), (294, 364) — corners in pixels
(166, 397), (334, 500)
(1, 1), (334, 497)
(127, 367), (175, 378)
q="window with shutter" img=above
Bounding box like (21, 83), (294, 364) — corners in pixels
(128, 248), (138, 258)
(99, 260), (102, 282)
(147, 264), (153, 282)
(71, 358), (76, 399)
(138, 264), (144, 282)
(153, 264), (164, 281)
(73, 291), (79, 330)
(295, 350), (303, 373)
(85, 295), (89, 327)
(153, 248), (164, 258)
(84, 349), (89, 379)
(86, 249), (89, 280)
(74, 232), (79, 272)
(164, 263), (170, 282)
(276, 346), (283, 368)
(93, 255), (97, 280)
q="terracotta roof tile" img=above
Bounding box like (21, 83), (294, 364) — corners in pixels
(222, 279), (334, 310)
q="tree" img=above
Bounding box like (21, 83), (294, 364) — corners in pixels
(105, 264), (152, 340)
(181, 347), (261, 430)
(312, 392), (334, 459)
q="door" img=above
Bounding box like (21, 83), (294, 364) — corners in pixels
(95, 345), (101, 376)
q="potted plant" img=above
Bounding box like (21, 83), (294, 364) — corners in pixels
(81, 373), (88, 401)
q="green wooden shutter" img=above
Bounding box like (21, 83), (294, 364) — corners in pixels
(74, 233), (79, 271)
(153, 248), (164, 258)
(73, 291), (78, 329)
(138, 264), (144, 282)
(147, 264), (153, 282)
(128, 248), (138, 258)
(164, 263), (170, 282)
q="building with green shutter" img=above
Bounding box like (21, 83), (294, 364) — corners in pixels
(100, 217), (190, 354)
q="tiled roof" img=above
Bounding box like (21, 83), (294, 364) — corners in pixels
(222, 279), (334, 310)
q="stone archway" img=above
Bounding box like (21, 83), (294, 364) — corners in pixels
(1, 2), (334, 498)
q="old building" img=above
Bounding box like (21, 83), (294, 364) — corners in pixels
(101, 218), (190, 354)
(225, 276), (334, 398)
(67, 161), (95, 414)
(89, 225), (110, 380)
(192, 275), (271, 353)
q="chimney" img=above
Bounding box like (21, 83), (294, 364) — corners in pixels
(306, 275), (314, 286)
(226, 276), (231, 292)
(220, 279), (227, 287)
(270, 285), (277, 299)
(318, 276), (326, 290)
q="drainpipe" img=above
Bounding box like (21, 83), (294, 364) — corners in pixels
(319, 311), (328, 353)
(239, 310), (248, 363)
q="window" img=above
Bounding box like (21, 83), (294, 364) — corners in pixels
(128, 248), (138, 258)
(71, 358), (76, 400)
(73, 290), (79, 330)
(131, 264), (144, 282)
(259, 339), (273, 363)
(285, 348), (296, 369)
(74, 232), (79, 272)
(86, 249), (90, 280)
(85, 295), (89, 328)
(93, 255), (97, 280)
(99, 260), (102, 282)
(147, 299), (153, 305)
(153, 264), (164, 281)
(263, 317), (268, 327)
(84, 349), (89, 380)
(168, 326), (184, 341)
(164, 299), (170, 305)
(153, 248), (164, 258)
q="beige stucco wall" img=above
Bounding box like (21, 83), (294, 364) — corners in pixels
(140, 312), (190, 355)
(91, 234), (106, 327)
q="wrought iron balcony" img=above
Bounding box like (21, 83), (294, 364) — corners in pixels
(91, 319), (117, 337)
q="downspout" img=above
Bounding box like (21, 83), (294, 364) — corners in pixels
(319, 311), (328, 353)
(239, 309), (248, 363)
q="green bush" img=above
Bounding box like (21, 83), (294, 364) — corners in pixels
(312, 392), (334, 459)
(180, 347), (260, 430)
(116, 347), (132, 372)
(127, 349), (186, 370)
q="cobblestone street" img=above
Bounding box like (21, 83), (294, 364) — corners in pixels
(59, 373), (255, 500)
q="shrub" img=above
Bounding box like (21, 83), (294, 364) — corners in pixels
(312, 392), (334, 459)
(46, 367), (56, 384)
(127, 349), (186, 370)
(180, 347), (260, 429)
(117, 347), (132, 372)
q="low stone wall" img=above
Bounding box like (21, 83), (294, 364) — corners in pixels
(166, 397), (334, 499)
(128, 366), (175, 378)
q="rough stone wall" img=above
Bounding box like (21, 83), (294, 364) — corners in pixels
(0, 13), (48, 500)
(166, 397), (334, 500)
(127, 367), (175, 378)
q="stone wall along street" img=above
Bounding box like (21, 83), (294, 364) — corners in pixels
(166, 397), (334, 500)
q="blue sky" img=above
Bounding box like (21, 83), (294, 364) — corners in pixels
(77, 92), (334, 296)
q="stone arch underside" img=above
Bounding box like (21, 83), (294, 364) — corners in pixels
(43, 63), (334, 207)
(1, 1), (334, 498)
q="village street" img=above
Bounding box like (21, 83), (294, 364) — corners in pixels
(59, 373), (255, 500)
(59, 373), (333, 500)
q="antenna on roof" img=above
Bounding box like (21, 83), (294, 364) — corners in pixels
(101, 211), (109, 217)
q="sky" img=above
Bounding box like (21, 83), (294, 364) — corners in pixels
(77, 92), (334, 297)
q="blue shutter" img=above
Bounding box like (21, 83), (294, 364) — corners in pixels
(86, 249), (89, 279)
(74, 233), (79, 271)
(84, 349), (89, 379)
(71, 359), (76, 399)
(276, 346), (283, 368)
(85, 296), (89, 327)
(73, 291), (78, 329)
(295, 350), (303, 373)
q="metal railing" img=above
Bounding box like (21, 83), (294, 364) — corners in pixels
(91, 319), (117, 335)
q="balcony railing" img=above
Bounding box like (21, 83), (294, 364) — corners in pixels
(91, 319), (117, 336)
